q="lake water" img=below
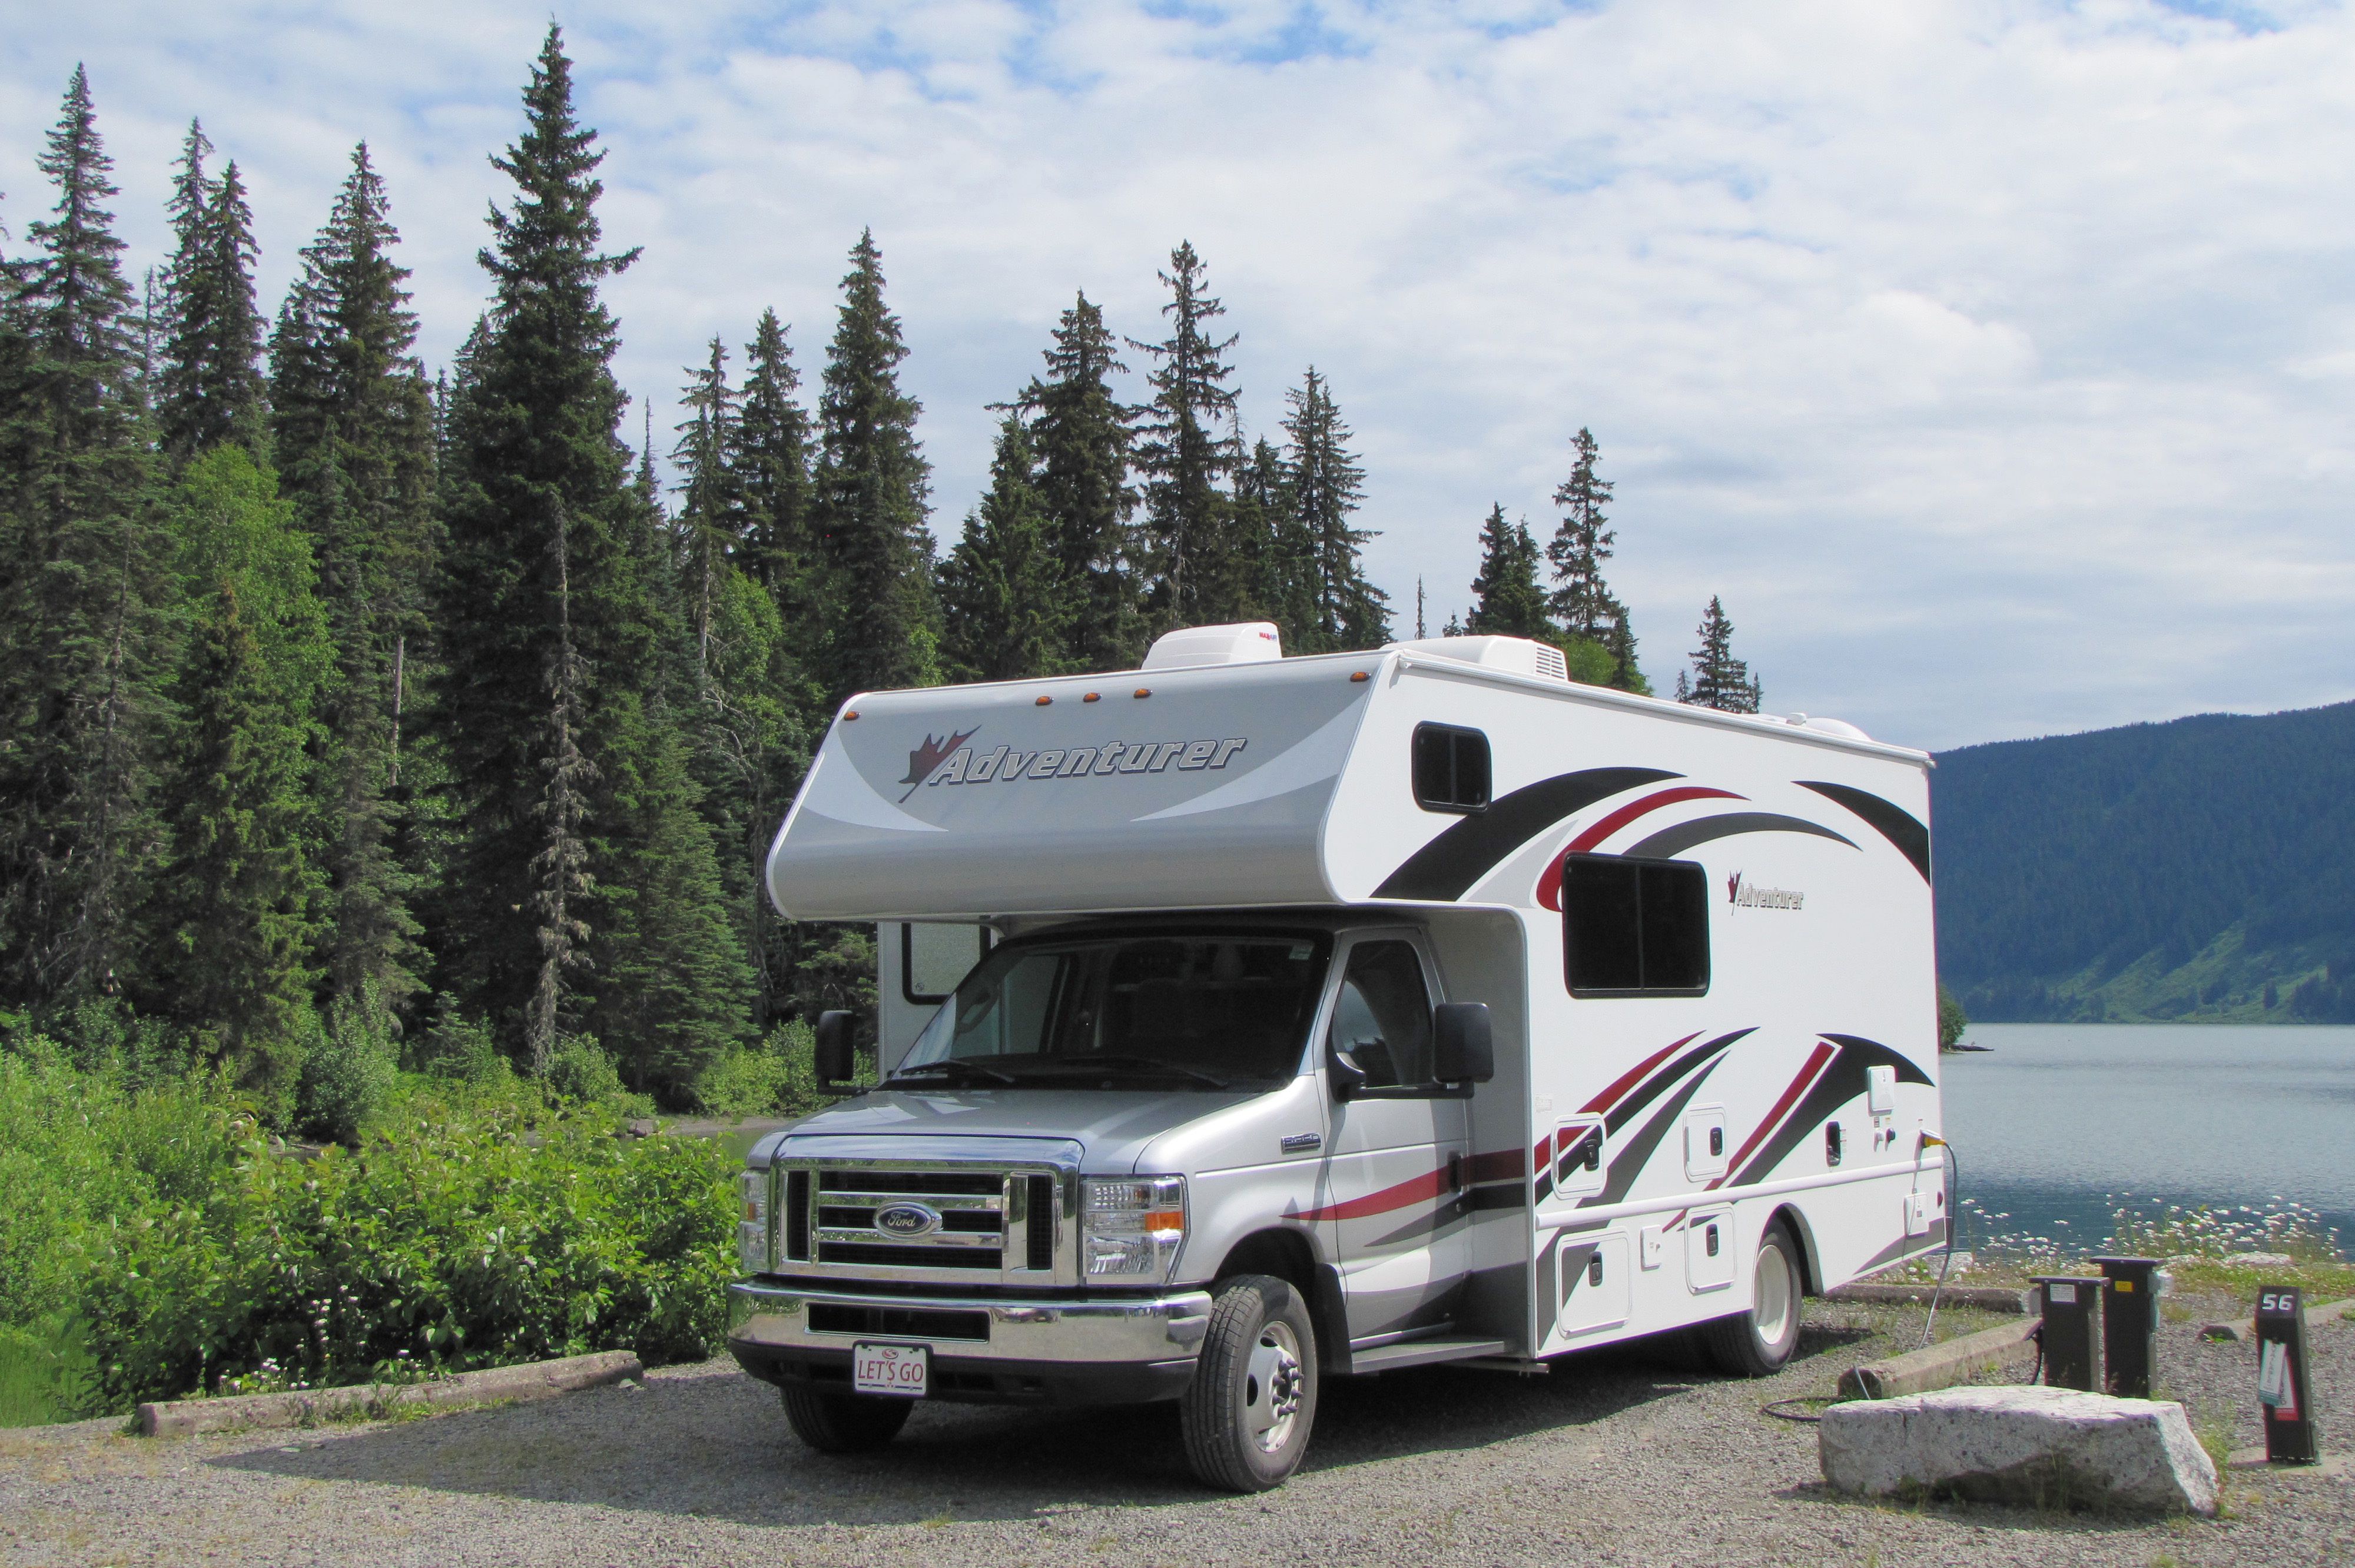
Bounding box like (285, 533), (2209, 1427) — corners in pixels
(1941, 1023), (2355, 1258)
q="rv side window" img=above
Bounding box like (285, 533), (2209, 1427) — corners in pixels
(1412, 723), (1491, 814)
(1562, 855), (1709, 996)
(903, 922), (993, 1005)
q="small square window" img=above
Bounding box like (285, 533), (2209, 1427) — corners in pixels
(1412, 723), (1491, 813)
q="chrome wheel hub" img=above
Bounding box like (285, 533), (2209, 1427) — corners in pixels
(1243, 1321), (1304, 1453)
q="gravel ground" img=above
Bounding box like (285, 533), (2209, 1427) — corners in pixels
(1, 1292), (2347, 1568)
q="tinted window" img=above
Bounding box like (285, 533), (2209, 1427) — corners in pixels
(1412, 723), (1491, 813)
(1563, 854), (1710, 995)
(1328, 941), (1435, 1088)
(903, 922), (991, 1004)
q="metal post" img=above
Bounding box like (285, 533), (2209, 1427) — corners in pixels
(2092, 1255), (2161, 1399)
(2254, 1284), (2318, 1464)
(2032, 1276), (2105, 1392)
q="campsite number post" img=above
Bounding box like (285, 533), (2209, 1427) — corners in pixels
(2255, 1285), (2318, 1464)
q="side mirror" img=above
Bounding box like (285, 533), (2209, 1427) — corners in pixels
(1433, 1002), (1494, 1086)
(814, 1010), (859, 1093)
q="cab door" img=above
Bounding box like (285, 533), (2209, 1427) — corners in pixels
(1315, 932), (1472, 1345)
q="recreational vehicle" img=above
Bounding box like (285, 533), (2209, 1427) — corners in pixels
(726, 623), (1947, 1491)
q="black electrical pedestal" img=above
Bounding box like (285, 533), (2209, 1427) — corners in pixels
(2256, 1284), (2320, 1464)
(2092, 1255), (2162, 1398)
(2033, 1275), (2106, 1391)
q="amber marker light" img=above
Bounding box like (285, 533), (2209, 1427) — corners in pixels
(1083, 692), (1100, 702)
(843, 709), (860, 720)
(1133, 687), (1152, 699)
(1036, 695), (1053, 706)
(1349, 672), (1369, 682)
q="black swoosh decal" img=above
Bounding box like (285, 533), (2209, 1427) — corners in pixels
(1796, 781), (1931, 882)
(1375, 767), (1679, 900)
(1584, 1044), (1737, 1207)
(1725, 1034), (1935, 1188)
(1623, 812), (1857, 860)
(1603, 1028), (1754, 1137)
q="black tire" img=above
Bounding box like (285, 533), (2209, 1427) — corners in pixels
(781, 1385), (914, 1453)
(1701, 1221), (1805, 1377)
(1180, 1274), (1319, 1492)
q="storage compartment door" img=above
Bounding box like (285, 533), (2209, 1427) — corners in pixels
(1686, 1207), (1736, 1294)
(1558, 1231), (1631, 1336)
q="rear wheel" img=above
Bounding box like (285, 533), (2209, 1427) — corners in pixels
(1701, 1221), (1803, 1377)
(781, 1385), (914, 1453)
(1180, 1274), (1319, 1491)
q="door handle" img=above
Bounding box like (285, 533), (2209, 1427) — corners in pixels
(1447, 1151), (1464, 1194)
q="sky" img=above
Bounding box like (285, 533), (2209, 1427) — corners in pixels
(3, 0), (2350, 753)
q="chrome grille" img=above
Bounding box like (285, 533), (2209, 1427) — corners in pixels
(773, 1159), (1069, 1284)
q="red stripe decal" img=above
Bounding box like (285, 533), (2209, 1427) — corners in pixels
(1536, 788), (1744, 909)
(1580, 1032), (1704, 1115)
(1707, 1041), (1838, 1192)
(1467, 1146), (1526, 1185)
(1298, 1164), (1453, 1223)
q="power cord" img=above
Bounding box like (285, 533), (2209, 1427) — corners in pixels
(1918, 1134), (1961, 1350)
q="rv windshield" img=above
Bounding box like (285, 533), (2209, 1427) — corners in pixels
(891, 932), (1331, 1091)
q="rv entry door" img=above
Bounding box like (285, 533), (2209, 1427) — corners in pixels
(1318, 933), (1472, 1344)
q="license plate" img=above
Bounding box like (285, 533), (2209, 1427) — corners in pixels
(852, 1341), (929, 1398)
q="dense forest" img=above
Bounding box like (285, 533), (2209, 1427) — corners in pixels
(0, 29), (1773, 1120)
(1934, 700), (2355, 1024)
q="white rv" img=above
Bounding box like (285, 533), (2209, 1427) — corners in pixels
(728, 623), (1946, 1491)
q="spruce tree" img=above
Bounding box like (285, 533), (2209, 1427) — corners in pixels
(1466, 504), (1551, 640)
(1130, 242), (1242, 630)
(1680, 596), (1760, 713)
(0, 66), (174, 1009)
(1544, 426), (1645, 692)
(938, 413), (1068, 682)
(672, 335), (742, 674)
(269, 142), (437, 1009)
(1020, 292), (1139, 670)
(1281, 367), (1387, 651)
(735, 310), (814, 630)
(159, 131), (266, 463)
(146, 445), (332, 1097)
(814, 229), (938, 702)
(1231, 434), (1315, 647)
(438, 27), (750, 1095)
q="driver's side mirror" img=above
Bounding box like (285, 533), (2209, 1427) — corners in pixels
(1325, 1039), (1370, 1101)
(1433, 1002), (1494, 1086)
(814, 1009), (859, 1094)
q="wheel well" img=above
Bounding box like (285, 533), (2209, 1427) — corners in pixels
(1214, 1228), (1348, 1374)
(1767, 1205), (1820, 1297)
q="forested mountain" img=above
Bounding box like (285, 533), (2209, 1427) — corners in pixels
(1934, 700), (2355, 1024)
(0, 32), (1756, 1121)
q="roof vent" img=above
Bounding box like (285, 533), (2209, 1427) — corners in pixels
(1784, 712), (1872, 741)
(1142, 622), (1283, 672)
(1389, 635), (1570, 683)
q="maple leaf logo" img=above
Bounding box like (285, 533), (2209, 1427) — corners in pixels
(899, 728), (979, 801)
(1726, 871), (1743, 905)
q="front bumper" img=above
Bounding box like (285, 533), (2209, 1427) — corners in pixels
(726, 1278), (1213, 1407)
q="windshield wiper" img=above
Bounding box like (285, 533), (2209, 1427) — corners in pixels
(1028, 1055), (1238, 1091)
(879, 1059), (1020, 1089)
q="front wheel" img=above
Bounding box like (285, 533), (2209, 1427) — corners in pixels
(1701, 1221), (1803, 1377)
(781, 1384), (914, 1453)
(1180, 1274), (1319, 1491)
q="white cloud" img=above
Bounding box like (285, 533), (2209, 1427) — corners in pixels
(4, 0), (2352, 749)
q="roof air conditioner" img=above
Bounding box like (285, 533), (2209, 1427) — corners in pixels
(1142, 622), (1283, 672)
(1389, 635), (1570, 683)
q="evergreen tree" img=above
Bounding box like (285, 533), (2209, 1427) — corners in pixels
(268, 142), (437, 1010)
(1281, 367), (1386, 651)
(437, 27), (749, 1096)
(813, 229), (938, 702)
(1544, 426), (1646, 692)
(1466, 504), (1550, 640)
(1020, 292), (1140, 670)
(735, 308), (815, 647)
(671, 335), (742, 674)
(1230, 433), (1315, 647)
(1130, 241), (1242, 630)
(146, 446), (333, 1098)
(0, 67), (174, 1010)
(158, 126), (266, 463)
(938, 413), (1068, 682)
(1678, 596), (1760, 713)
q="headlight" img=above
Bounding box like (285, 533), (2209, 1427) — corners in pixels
(738, 1168), (770, 1274)
(1082, 1175), (1186, 1279)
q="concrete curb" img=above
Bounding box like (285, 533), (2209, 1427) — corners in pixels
(1826, 1283), (2036, 1314)
(1837, 1317), (2041, 1400)
(136, 1350), (644, 1437)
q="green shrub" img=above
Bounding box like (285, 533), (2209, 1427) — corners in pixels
(694, 1019), (822, 1118)
(76, 1096), (735, 1411)
(545, 1034), (624, 1105)
(295, 986), (398, 1144)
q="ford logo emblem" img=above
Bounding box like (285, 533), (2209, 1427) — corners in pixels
(874, 1202), (940, 1237)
